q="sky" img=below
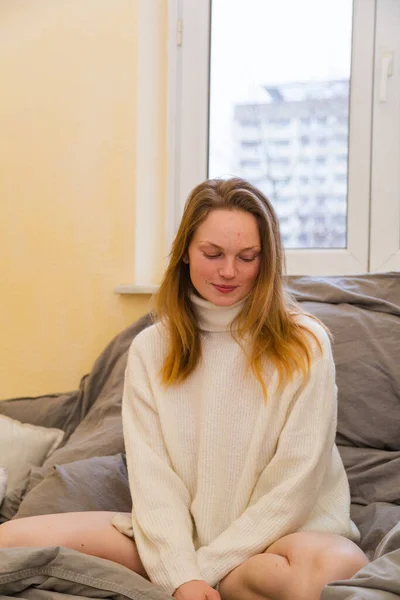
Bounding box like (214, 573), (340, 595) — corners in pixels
(209, 0), (353, 176)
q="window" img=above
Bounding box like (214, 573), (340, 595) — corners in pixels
(240, 119), (261, 127)
(169, 0), (400, 274)
(240, 159), (261, 167)
(209, 0), (353, 254)
(241, 140), (262, 148)
(335, 173), (348, 183)
(268, 118), (291, 127)
(300, 136), (311, 146)
(271, 139), (291, 147)
(269, 157), (291, 166)
(335, 134), (349, 143)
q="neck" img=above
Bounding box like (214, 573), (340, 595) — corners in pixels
(190, 293), (245, 332)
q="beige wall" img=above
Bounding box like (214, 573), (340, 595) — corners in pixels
(0, 0), (167, 399)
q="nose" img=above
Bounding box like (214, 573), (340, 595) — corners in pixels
(219, 260), (237, 280)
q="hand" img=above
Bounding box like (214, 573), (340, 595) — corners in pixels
(173, 580), (220, 600)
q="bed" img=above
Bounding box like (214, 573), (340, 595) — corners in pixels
(0, 272), (399, 599)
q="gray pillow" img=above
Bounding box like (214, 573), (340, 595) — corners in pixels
(15, 454), (132, 519)
(339, 446), (400, 506)
(288, 273), (400, 450)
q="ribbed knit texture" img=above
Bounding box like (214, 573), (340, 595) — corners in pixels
(122, 295), (359, 594)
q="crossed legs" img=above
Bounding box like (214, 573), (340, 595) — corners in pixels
(0, 513), (368, 600)
(218, 531), (369, 600)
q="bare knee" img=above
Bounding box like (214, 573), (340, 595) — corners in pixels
(220, 534), (368, 600)
(270, 532), (369, 599)
(219, 552), (291, 600)
(314, 535), (369, 580)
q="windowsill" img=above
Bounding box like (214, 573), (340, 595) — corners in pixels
(114, 284), (159, 295)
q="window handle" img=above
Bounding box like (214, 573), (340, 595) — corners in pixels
(379, 52), (393, 103)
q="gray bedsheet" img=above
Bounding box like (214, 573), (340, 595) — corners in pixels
(321, 522), (400, 599)
(0, 546), (171, 599)
(0, 272), (399, 599)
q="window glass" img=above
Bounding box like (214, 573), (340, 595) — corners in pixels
(209, 0), (353, 249)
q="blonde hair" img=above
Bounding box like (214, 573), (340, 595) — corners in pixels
(153, 177), (327, 398)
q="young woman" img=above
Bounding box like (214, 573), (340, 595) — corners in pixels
(0, 178), (368, 600)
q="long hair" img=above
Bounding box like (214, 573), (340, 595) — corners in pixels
(153, 177), (326, 398)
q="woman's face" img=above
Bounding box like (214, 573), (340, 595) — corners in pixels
(186, 209), (262, 306)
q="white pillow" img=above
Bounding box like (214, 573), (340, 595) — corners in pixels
(0, 414), (64, 498)
(0, 466), (7, 506)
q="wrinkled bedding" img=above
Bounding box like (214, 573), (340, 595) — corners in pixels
(321, 522), (400, 599)
(0, 272), (399, 599)
(0, 546), (171, 600)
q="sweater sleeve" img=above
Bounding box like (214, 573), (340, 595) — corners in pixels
(122, 344), (202, 595)
(196, 354), (338, 586)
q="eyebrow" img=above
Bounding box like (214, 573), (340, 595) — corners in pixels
(199, 241), (261, 252)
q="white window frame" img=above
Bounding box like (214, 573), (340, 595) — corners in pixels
(166, 0), (211, 252)
(370, 0), (400, 272)
(115, 0), (165, 294)
(168, 0), (400, 275)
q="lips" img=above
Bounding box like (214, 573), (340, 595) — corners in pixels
(212, 284), (238, 293)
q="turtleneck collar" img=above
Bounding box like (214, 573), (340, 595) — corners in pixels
(190, 293), (245, 332)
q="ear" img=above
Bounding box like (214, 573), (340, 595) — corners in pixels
(183, 253), (189, 264)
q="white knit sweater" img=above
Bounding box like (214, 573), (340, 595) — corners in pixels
(122, 295), (359, 595)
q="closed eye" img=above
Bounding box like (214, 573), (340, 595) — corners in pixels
(204, 253), (257, 262)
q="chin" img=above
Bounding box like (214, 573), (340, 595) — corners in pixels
(209, 290), (243, 307)
(213, 298), (239, 307)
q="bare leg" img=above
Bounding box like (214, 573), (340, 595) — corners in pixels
(219, 532), (369, 600)
(0, 511), (148, 579)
